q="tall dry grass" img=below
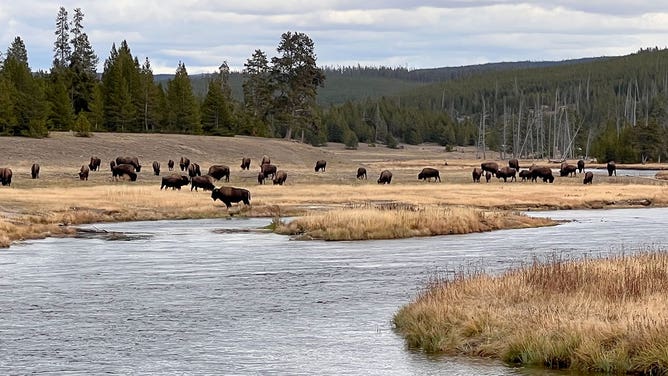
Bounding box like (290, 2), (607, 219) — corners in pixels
(393, 251), (668, 374)
(275, 205), (555, 240)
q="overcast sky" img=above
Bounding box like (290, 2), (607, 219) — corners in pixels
(1, 1), (668, 75)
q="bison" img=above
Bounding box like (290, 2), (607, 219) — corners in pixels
(261, 164), (277, 179)
(472, 167), (482, 182)
(208, 165), (230, 182)
(481, 161), (499, 177)
(607, 161), (616, 176)
(519, 169), (532, 181)
(89, 157), (101, 171)
(530, 166), (555, 183)
(191, 175), (216, 191)
(211, 186), (251, 209)
(112, 164), (137, 181)
(79, 165), (89, 181)
(559, 164), (578, 177)
(496, 167), (516, 182)
(583, 171), (594, 185)
(509, 159), (520, 170)
(257, 171), (265, 184)
(152, 161), (160, 176)
(241, 157), (251, 170)
(261, 155), (271, 166)
(161, 174), (189, 190)
(179, 157), (190, 172)
(418, 167), (441, 182)
(31, 163), (40, 179)
(188, 163), (201, 178)
(273, 170), (288, 185)
(0, 167), (13, 186)
(356, 167), (367, 180)
(485, 172), (492, 183)
(577, 159), (585, 173)
(116, 156), (141, 172)
(168, 159), (175, 171)
(315, 160), (327, 172)
(377, 170), (392, 184)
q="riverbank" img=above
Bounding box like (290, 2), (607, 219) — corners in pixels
(393, 250), (668, 374)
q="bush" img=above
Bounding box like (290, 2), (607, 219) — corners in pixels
(74, 112), (92, 137)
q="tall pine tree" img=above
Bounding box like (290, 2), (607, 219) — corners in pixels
(166, 62), (201, 134)
(201, 62), (235, 135)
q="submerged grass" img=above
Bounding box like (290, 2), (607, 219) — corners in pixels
(393, 251), (668, 374)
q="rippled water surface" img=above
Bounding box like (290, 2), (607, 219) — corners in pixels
(1, 208), (668, 374)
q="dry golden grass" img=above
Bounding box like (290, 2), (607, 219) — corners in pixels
(275, 205), (555, 240)
(393, 251), (668, 374)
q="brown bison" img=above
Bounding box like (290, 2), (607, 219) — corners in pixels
(191, 175), (216, 191)
(179, 157), (190, 172)
(31, 163), (40, 179)
(112, 164), (137, 181)
(152, 161), (160, 176)
(89, 157), (101, 171)
(418, 167), (441, 182)
(240, 157), (251, 170)
(208, 165), (230, 182)
(261, 155), (271, 166)
(161, 174), (189, 190)
(583, 171), (594, 184)
(116, 156), (141, 172)
(79, 165), (90, 180)
(377, 170), (392, 184)
(188, 163), (201, 178)
(356, 167), (367, 179)
(261, 164), (277, 179)
(509, 159), (520, 170)
(481, 161), (499, 177)
(168, 159), (175, 171)
(472, 167), (482, 182)
(577, 159), (585, 173)
(496, 167), (516, 182)
(559, 164), (578, 177)
(211, 186), (251, 209)
(273, 170), (288, 185)
(0, 167), (13, 186)
(485, 172), (491, 183)
(519, 169), (532, 181)
(607, 161), (616, 176)
(315, 160), (327, 172)
(530, 166), (554, 183)
(258, 171), (266, 184)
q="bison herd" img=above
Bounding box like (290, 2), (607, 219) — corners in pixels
(472, 159), (605, 185)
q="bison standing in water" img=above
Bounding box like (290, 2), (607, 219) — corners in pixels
(79, 165), (89, 180)
(315, 160), (327, 172)
(211, 186), (251, 209)
(161, 174), (189, 190)
(356, 167), (367, 180)
(89, 157), (101, 171)
(377, 170), (392, 184)
(607, 161), (617, 176)
(472, 167), (482, 182)
(152, 161), (160, 176)
(191, 175), (216, 191)
(418, 167), (441, 182)
(168, 159), (175, 171)
(583, 171), (594, 184)
(481, 161), (499, 177)
(0, 167), (13, 186)
(116, 156), (141, 172)
(240, 157), (251, 170)
(31, 163), (40, 179)
(208, 165), (230, 182)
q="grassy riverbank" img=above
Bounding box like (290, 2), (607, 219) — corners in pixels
(393, 251), (668, 374)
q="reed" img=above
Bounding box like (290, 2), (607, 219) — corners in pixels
(393, 251), (668, 374)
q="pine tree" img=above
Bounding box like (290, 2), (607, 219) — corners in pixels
(101, 41), (141, 131)
(242, 49), (272, 131)
(69, 8), (98, 114)
(140, 57), (162, 132)
(0, 75), (17, 135)
(201, 62), (235, 135)
(166, 62), (201, 134)
(52, 7), (71, 69)
(46, 73), (75, 131)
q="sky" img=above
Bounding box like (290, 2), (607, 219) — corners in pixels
(1, 1), (668, 75)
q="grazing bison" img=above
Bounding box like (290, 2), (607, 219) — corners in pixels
(559, 164), (578, 177)
(208, 165), (230, 182)
(211, 186), (251, 209)
(179, 157), (190, 172)
(509, 159), (520, 170)
(472, 167), (482, 182)
(188, 163), (201, 178)
(79, 165), (89, 180)
(110, 160), (116, 170)
(530, 166), (555, 183)
(607, 161), (616, 176)
(89, 157), (101, 171)
(481, 161), (499, 177)
(161, 174), (189, 190)
(112, 164), (137, 181)
(485, 172), (491, 183)
(191, 175), (216, 191)
(377, 170), (392, 184)
(168, 159), (175, 171)
(577, 159), (585, 173)
(261, 155), (271, 166)
(315, 160), (327, 172)
(152, 161), (160, 176)
(356, 167), (367, 179)
(257, 172), (265, 184)
(519, 169), (532, 181)
(496, 167), (517, 182)
(261, 164), (277, 179)
(240, 157), (251, 170)
(0, 167), (13, 186)
(273, 170), (288, 185)
(31, 163), (40, 179)
(418, 167), (441, 182)
(116, 156), (141, 172)
(583, 171), (594, 185)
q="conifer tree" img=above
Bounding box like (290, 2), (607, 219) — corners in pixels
(201, 62), (235, 135)
(166, 61), (201, 134)
(242, 49), (272, 130)
(53, 7), (71, 70)
(69, 8), (98, 114)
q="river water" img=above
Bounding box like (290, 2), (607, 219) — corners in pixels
(1, 208), (667, 375)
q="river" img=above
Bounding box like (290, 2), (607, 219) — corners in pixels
(1, 208), (666, 375)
